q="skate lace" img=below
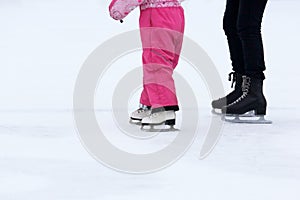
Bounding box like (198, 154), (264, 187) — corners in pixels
(137, 108), (147, 113)
(215, 72), (237, 101)
(228, 72), (236, 88)
(227, 76), (251, 106)
(149, 113), (158, 119)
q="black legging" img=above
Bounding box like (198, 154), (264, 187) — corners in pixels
(223, 0), (268, 79)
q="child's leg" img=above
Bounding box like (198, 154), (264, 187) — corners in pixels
(140, 7), (185, 111)
(139, 8), (151, 107)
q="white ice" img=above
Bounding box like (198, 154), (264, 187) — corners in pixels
(0, 0), (300, 200)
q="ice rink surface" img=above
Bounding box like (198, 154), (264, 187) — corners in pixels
(1, 0), (300, 199)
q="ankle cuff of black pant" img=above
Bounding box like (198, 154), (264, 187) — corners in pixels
(245, 72), (265, 80)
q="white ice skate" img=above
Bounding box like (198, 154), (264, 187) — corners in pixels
(129, 106), (151, 125)
(141, 110), (178, 132)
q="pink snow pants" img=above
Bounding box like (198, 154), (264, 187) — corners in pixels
(139, 7), (185, 111)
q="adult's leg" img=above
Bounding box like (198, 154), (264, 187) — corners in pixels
(211, 0), (244, 111)
(237, 0), (268, 79)
(221, 0), (269, 118)
(223, 0), (245, 74)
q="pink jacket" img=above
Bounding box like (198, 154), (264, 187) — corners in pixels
(109, 0), (182, 20)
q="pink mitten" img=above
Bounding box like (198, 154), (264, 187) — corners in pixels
(109, 0), (145, 20)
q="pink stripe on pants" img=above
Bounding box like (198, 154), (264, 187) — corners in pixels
(139, 7), (185, 110)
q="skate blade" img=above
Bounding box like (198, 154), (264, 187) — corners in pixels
(211, 109), (222, 115)
(223, 110), (256, 117)
(129, 119), (142, 125)
(222, 115), (272, 124)
(141, 125), (179, 132)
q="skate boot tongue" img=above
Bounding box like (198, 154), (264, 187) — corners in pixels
(241, 76), (251, 93)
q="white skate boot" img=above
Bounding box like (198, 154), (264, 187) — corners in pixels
(141, 110), (177, 131)
(129, 105), (151, 124)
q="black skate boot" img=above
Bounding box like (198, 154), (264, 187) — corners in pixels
(211, 72), (243, 114)
(221, 75), (272, 124)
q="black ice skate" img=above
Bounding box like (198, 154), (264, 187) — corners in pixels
(221, 75), (272, 124)
(141, 110), (179, 132)
(211, 72), (243, 115)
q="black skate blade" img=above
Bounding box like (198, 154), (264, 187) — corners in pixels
(222, 115), (272, 124)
